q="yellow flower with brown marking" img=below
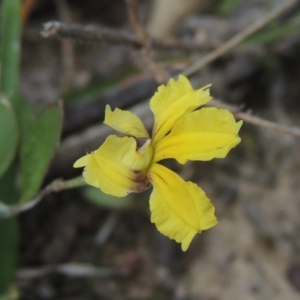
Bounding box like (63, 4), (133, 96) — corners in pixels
(74, 75), (242, 251)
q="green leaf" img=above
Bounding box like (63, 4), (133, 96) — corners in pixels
(0, 96), (18, 179)
(13, 93), (38, 137)
(84, 187), (133, 210)
(20, 101), (63, 204)
(0, 0), (21, 100)
(0, 164), (19, 294)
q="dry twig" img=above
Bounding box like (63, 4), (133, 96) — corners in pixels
(125, 0), (150, 47)
(17, 263), (115, 280)
(183, 0), (298, 76)
(125, 0), (168, 83)
(210, 99), (300, 138)
(41, 21), (217, 52)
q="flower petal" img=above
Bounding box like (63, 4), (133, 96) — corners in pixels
(153, 107), (242, 164)
(104, 105), (149, 138)
(74, 135), (153, 197)
(150, 75), (211, 144)
(148, 163), (217, 251)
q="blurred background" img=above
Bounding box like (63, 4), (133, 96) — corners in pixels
(2, 0), (300, 299)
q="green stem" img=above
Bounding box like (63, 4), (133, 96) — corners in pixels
(63, 176), (86, 189)
(0, 176), (86, 218)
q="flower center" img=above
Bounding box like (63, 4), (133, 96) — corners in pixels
(132, 170), (151, 193)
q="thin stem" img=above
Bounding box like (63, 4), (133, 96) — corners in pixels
(0, 176), (86, 218)
(41, 21), (216, 52)
(183, 0), (298, 76)
(17, 263), (115, 279)
(210, 99), (300, 138)
(125, 0), (168, 84)
(125, 0), (150, 47)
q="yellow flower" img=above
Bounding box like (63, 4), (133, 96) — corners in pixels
(74, 75), (242, 251)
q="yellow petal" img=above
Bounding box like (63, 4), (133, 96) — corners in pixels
(148, 163), (217, 251)
(153, 107), (242, 164)
(73, 155), (89, 168)
(150, 75), (211, 144)
(73, 135), (153, 197)
(104, 105), (149, 138)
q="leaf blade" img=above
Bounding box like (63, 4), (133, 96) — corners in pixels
(0, 0), (21, 99)
(20, 101), (63, 203)
(0, 164), (19, 294)
(0, 96), (18, 179)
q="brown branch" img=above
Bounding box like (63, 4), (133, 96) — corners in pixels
(125, 0), (168, 84)
(210, 99), (300, 138)
(125, 0), (150, 47)
(17, 263), (115, 280)
(183, 0), (298, 76)
(41, 21), (216, 52)
(41, 21), (142, 46)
